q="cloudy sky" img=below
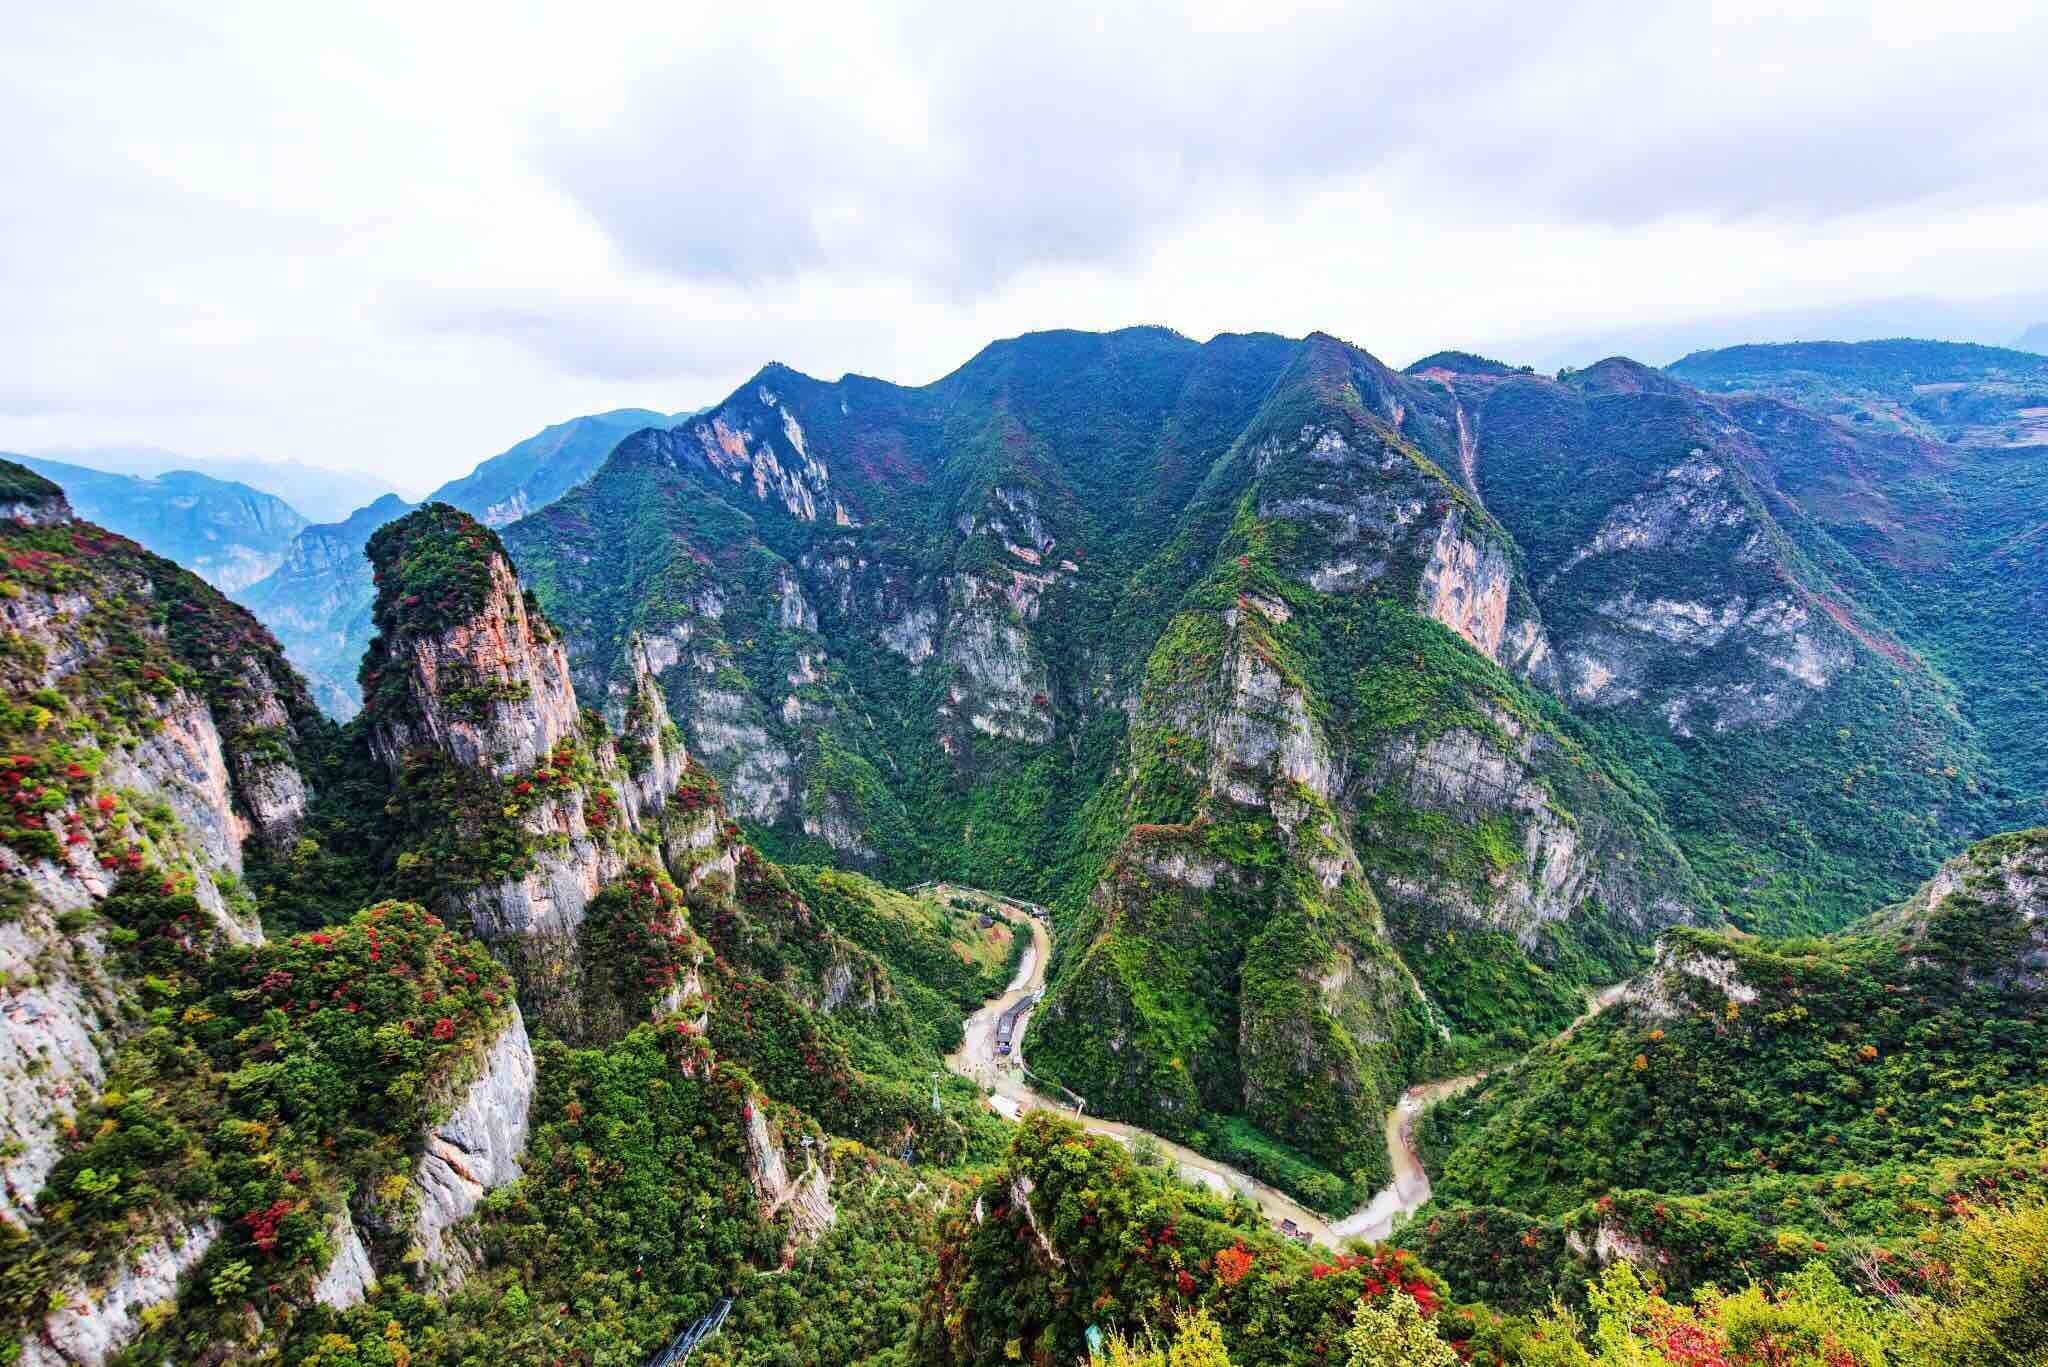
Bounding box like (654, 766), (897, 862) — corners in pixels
(5, 1), (2047, 494)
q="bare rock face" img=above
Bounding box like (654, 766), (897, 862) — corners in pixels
(685, 686), (796, 823)
(0, 499), (325, 1223)
(612, 635), (690, 825)
(367, 551), (582, 778)
(215, 660), (313, 847)
(743, 1098), (835, 1252)
(311, 1215), (377, 1310)
(362, 509), (689, 1020)
(18, 1218), (217, 1367)
(1255, 418), (1553, 685)
(1541, 451), (1864, 735)
(940, 572), (1056, 748)
(687, 391), (840, 525)
(0, 904), (121, 1225)
(411, 1006), (535, 1286)
(2, 485), (74, 528)
(1356, 706), (1695, 949)
(1622, 940), (1761, 1021)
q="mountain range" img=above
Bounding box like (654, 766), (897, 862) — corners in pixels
(14, 446), (397, 523)
(6, 457), (309, 592)
(1, 328), (2041, 1367)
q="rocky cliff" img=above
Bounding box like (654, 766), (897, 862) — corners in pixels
(1405, 353), (1989, 929)
(359, 504), (694, 1038)
(0, 466), (323, 1225)
(411, 1005), (537, 1286)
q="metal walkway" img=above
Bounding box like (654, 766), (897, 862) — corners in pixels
(648, 1297), (733, 1367)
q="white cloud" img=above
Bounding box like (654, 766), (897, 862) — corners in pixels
(2, 0), (2045, 490)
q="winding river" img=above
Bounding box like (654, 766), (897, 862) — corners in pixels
(942, 885), (1624, 1249)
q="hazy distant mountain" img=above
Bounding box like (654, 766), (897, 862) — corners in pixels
(1668, 336), (2048, 446)
(1484, 290), (2048, 373)
(239, 408), (669, 716)
(2017, 322), (2048, 354)
(235, 492), (415, 717)
(26, 445), (398, 522)
(423, 408), (668, 526)
(13, 456), (308, 591)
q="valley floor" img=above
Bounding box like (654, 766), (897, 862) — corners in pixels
(940, 886), (1629, 1250)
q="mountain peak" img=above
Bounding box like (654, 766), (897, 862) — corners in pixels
(0, 458), (72, 525)
(1404, 349), (1524, 378)
(1564, 355), (1688, 395)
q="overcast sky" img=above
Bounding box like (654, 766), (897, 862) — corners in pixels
(5, 1), (2047, 494)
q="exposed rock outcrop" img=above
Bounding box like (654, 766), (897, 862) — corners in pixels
(19, 1218), (217, 1367)
(1622, 940), (1761, 1021)
(612, 634), (690, 825)
(0, 483), (323, 1221)
(412, 1006), (535, 1286)
(1357, 707), (1696, 949)
(365, 548), (582, 778)
(311, 1215), (377, 1310)
(361, 507), (692, 1029)
(0, 904), (121, 1225)
(744, 1098), (836, 1254)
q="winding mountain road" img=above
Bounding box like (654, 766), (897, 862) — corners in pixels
(942, 885), (1624, 1250)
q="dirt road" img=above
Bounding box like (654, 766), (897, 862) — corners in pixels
(943, 887), (1634, 1249)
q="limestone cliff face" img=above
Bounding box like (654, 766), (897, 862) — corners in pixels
(411, 1006), (536, 1286)
(18, 1218), (218, 1367)
(684, 382), (855, 528)
(1034, 596), (1437, 1164)
(743, 1097), (836, 1255)
(366, 549), (583, 778)
(1412, 360), (1887, 739)
(1355, 704), (1696, 950)
(1546, 451), (1855, 733)
(611, 634), (690, 826)
(938, 571), (1056, 749)
(311, 1214), (377, 1310)
(1250, 343), (1556, 686)
(361, 506), (694, 1036)
(0, 480), (321, 1225)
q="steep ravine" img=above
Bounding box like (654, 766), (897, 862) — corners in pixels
(945, 890), (1626, 1248)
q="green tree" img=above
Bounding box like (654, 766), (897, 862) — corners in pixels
(1104, 1310), (1233, 1367)
(1897, 1201), (2048, 1367)
(1342, 1292), (1458, 1367)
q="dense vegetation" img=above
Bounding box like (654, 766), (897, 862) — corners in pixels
(1412, 829), (2047, 1305)
(0, 889), (511, 1358)
(5, 315), (2047, 1367)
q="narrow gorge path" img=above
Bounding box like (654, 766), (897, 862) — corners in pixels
(942, 886), (1624, 1251)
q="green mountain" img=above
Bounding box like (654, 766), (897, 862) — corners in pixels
(0, 489), (1015, 1365)
(239, 408), (669, 719)
(0, 464), (2038, 1367)
(494, 327), (2017, 1209)
(11, 455), (310, 591)
(1664, 338), (2048, 824)
(1412, 827), (2047, 1307)
(1406, 354), (1995, 928)
(417, 407), (670, 527)
(1668, 339), (2048, 448)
